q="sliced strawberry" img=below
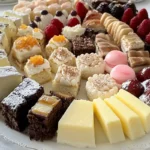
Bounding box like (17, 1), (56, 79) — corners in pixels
(44, 24), (59, 41)
(51, 18), (64, 33)
(67, 18), (80, 27)
(137, 19), (150, 39)
(76, 1), (88, 20)
(130, 16), (141, 32)
(137, 8), (148, 22)
(121, 8), (134, 24)
(145, 33), (150, 44)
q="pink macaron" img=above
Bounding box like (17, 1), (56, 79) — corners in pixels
(110, 64), (136, 86)
(104, 50), (128, 73)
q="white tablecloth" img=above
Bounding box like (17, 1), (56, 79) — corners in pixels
(0, 0), (150, 150)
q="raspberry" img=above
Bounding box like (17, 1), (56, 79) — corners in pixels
(145, 33), (150, 44)
(130, 16), (141, 32)
(138, 8), (149, 22)
(67, 18), (80, 27)
(51, 19), (64, 33)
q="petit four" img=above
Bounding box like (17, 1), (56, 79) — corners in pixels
(86, 74), (118, 101)
(12, 35), (42, 69)
(52, 64), (81, 97)
(121, 33), (145, 53)
(61, 2), (73, 14)
(110, 65), (136, 86)
(76, 53), (105, 79)
(0, 49), (10, 67)
(0, 31), (10, 54)
(0, 66), (22, 103)
(104, 50), (128, 73)
(54, 10), (67, 25)
(28, 95), (62, 140)
(57, 100), (95, 148)
(95, 33), (120, 57)
(72, 36), (95, 57)
(116, 89), (150, 133)
(45, 35), (70, 58)
(68, 10), (81, 23)
(50, 91), (75, 114)
(62, 24), (86, 40)
(49, 47), (76, 73)
(3, 10), (30, 25)
(94, 98), (125, 143)
(105, 96), (145, 140)
(24, 55), (52, 84)
(47, 0), (58, 5)
(1, 78), (44, 131)
(48, 3), (61, 16)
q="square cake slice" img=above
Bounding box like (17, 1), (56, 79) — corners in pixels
(0, 66), (22, 102)
(0, 49), (10, 66)
(49, 47), (76, 73)
(1, 78), (44, 131)
(52, 64), (81, 97)
(28, 95), (62, 140)
(72, 36), (95, 57)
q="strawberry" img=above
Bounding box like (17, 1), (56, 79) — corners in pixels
(130, 16), (141, 31)
(51, 19), (64, 33)
(121, 8), (134, 24)
(67, 18), (80, 27)
(44, 24), (59, 41)
(137, 8), (148, 22)
(76, 1), (88, 20)
(137, 19), (150, 39)
(145, 33), (150, 44)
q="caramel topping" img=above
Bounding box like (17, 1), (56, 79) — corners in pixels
(15, 35), (39, 50)
(29, 55), (44, 66)
(20, 24), (28, 30)
(53, 35), (66, 42)
(34, 28), (40, 32)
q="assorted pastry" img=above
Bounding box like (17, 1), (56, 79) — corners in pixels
(1, 0), (150, 149)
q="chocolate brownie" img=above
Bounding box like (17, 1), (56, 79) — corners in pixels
(1, 78), (44, 131)
(50, 91), (75, 114)
(71, 36), (95, 56)
(28, 95), (62, 141)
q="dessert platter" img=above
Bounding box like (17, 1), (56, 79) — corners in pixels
(1, 0), (150, 150)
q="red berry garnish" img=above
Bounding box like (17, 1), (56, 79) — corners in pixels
(145, 33), (150, 44)
(44, 24), (59, 41)
(130, 16), (141, 32)
(121, 8), (134, 24)
(51, 18), (64, 33)
(137, 67), (150, 82)
(142, 79), (150, 92)
(137, 8), (149, 22)
(67, 18), (80, 27)
(122, 79), (144, 97)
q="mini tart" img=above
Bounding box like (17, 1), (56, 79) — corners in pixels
(76, 53), (105, 79)
(52, 64), (81, 97)
(24, 55), (52, 84)
(86, 74), (118, 101)
(45, 35), (70, 58)
(49, 47), (76, 73)
(12, 35), (42, 69)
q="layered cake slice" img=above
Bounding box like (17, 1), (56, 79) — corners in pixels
(0, 31), (10, 54)
(12, 35), (42, 69)
(0, 49), (10, 66)
(0, 66), (22, 103)
(1, 78), (44, 131)
(52, 64), (81, 97)
(45, 35), (70, 58)
(24, 55), (52, 84)
(57, 100), (95, 148)
(28, 95), (62, 140)
(49, 47), (76, 73)
(3, 10), (30, 25)
(76, 53), (105, 79)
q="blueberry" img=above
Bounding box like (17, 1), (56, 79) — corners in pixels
(56, 11), (63, 17)
(71, 10), (77, 16)
(35, 16), (41, 22)
(41, 10), (48, 15)
(29, 21), (38, 28)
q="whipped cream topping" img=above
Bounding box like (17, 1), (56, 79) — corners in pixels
(25, 59), (50, 76)
(17, 25), (33, 37)
(62, 24), (86, 40)
(32, 28), (44, 40)
(68, 15), (81, 23)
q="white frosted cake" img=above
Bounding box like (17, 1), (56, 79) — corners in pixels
(0, 49), (10, 67)
(49, 47), (76, 73)
(52, 64), (81, 97)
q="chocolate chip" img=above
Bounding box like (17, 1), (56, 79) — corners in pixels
(29, 21), (38, 28)
(41, 10), (48, 15)
(56, 11), (63, 17)
(35, 16), (41, 22)
(71, 10), (77, 16)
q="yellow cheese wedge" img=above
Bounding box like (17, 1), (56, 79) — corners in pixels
(93, 98), (125, 143)
(105, 96), (145, 140)
(116, 89), (150, 133)
(57, 100), (95, 148)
